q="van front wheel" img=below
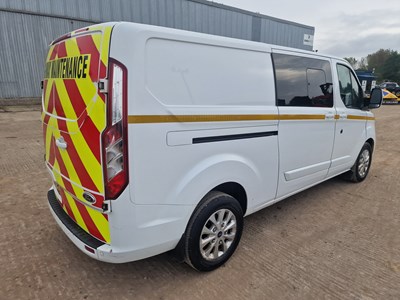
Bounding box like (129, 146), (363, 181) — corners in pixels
(346, 143), (373, 182)
(184, 191), (243, 271)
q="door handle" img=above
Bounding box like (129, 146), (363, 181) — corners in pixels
(325, 113), (335, 120)
(339, 113), (347, 120)
(55, 137), (68, 149)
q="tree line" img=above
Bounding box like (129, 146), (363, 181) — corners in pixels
(344, 49), (400, 83)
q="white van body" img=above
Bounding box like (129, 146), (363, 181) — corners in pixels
(43, 22), (378, 270)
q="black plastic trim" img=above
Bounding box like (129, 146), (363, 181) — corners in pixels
(47, 190), (105, 249)
(193, 131), (278, 144)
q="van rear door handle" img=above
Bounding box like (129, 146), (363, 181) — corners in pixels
(325, 113), (335, 120)
(56, 137), (68, 149)
(339, 113), (347, 120)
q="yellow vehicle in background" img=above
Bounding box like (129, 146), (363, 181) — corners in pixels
(382, 89), (399, 104)
(380, 82), (400, 97)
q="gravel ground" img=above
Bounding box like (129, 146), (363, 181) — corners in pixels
(0, 105), (399, 300)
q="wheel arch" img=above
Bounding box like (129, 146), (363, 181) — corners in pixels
(366, 138), (375, 153)
(211, 182), (247, 216)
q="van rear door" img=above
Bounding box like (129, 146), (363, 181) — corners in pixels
(42, 24), (114, 244)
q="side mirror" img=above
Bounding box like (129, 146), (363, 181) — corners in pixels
(365, 88), (383, 109)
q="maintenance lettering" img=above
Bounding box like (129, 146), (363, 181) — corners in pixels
(45, 55), (90, 79)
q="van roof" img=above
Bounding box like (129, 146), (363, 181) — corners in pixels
(114, 21), (347, 63)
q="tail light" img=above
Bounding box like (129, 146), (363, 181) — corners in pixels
(102, 59), (128, 200)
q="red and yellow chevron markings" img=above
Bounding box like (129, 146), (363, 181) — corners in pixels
(42, 25), (113, 244)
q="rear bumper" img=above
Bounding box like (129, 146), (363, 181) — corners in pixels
(47, 189), (107, 260)
(47, 189), (186, 263)
(48, 189), (105, 248)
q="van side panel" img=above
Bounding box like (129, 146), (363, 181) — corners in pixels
(106, 23), (279, 255)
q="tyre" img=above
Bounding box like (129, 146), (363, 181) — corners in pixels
(183, 191), (244, 271)
(343, 142), (373, 182)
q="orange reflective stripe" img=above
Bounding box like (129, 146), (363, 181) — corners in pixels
(279, 114), (325, 120)
(347, 115), (368, 120)
(128, 114), (279, 123)
(128, 114), (327, 123)
(128, 114), (375, 124)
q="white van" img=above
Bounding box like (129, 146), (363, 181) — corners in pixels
(42, 22), (382, 271)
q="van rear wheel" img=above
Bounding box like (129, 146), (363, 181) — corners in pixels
(183, 191), (243, 272)
(344, 143), (373, 182)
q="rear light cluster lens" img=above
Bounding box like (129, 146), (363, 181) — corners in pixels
(104, 122), (123, 181)
(102, 60), (128, 200)
(111, 64), (124, 125)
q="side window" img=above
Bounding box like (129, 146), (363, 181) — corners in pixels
(307, 68), (333, 107)
(272, 53), (333, 107)
(337, 64), (363, 109)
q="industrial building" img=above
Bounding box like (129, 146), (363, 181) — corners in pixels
(0, 0), (315, 99)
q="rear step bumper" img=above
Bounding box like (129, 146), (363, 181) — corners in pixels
(47, 189), (105, 249)
(48, 190), (113, 261)
(48, 188), (185, 263)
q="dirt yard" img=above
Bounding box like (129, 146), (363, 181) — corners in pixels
(1, 105), (399, 300)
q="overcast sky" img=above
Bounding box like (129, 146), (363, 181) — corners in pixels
(217, 0), (400, 60)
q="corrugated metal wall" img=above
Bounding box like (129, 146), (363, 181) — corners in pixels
(0, 0), (314, 99)
(0, 11), (92, 98)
